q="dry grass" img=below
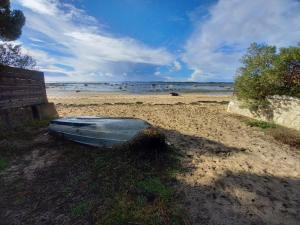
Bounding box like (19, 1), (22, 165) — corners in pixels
(266, 127), (300, 149)
(243, 118), (300, 149)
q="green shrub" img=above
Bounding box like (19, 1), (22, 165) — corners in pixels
(246, 120), (277, 129)
(235, 43), (300, 110)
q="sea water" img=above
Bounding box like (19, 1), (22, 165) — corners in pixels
(46, 82), (234, 95)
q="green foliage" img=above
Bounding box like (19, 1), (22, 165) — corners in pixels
(246, 120), (277, 129)
(0, 158), (8, 171)
(71, 202), (90, 218)
(137, 177), (173, 201)
(235, 43), (300, 109)
(102, 193), (186, 225)
(0, 0), (25, 41)
(274, 46), (300, 97)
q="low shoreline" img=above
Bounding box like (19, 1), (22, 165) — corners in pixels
(48, 91), (232, 106)
(46, 89), (233, 97)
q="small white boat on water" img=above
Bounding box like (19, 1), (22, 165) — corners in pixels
(49, 117), (151, 148)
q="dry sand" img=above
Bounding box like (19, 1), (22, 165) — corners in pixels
(48, 92), (300, 225)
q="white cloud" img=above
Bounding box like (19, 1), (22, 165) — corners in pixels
(154, 71), (161, 76)
(15, 0), (175, 81)
(19, 0), (58, 16)
(183, 0), (300, 82)
(187, 69), (203, 82)
(172, 60), (182, 71)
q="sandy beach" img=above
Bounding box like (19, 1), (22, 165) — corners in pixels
(48, 92), (300, 225)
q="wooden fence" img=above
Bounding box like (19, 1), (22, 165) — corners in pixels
(0, 65), (48, 109)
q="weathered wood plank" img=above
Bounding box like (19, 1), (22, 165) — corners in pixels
(0, 65), (42, 77)
(0, 72), (43, 80)
(0, 89), (46, 96)
(0, 82), (43, 88)
(0, 66), (48, 109)
(0, 100), (46, 108)
(0, 93), (47, 101)
(0, 102), (45, 109)
(0, 80), (43, 88)
(0, 73), (43, 79)
(0, 97), (47, 109)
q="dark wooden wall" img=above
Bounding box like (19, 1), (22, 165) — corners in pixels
(0, 65), (48, 109)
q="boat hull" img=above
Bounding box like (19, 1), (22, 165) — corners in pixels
(49, 117), (151, 148)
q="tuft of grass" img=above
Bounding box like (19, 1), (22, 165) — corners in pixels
(63, 186), (73, 198)
(137, 177), (172, 201)
(246, 120), (277, 129)
(102, 194), (144, 225)
(71, 201), (90, 218)
(0, 119), (50, 141)
(0, 158), (8, 172)
(128, 128), (168, 160)
(102, 193), (187, 225)
(244, 119), (300, 149)
(26, 119), (50, 129)
(267, 128), (300, 149)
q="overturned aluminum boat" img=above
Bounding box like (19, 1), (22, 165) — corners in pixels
(49, 117), (151, 148)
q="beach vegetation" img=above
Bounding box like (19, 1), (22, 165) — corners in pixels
(26, 119), (50, 129)
(71, 201), (90, 218)
(128, 128), (168, 160)
(246, 120), (277, 129)
(234, 43), (300, 110)
(137, 177), (173, 201)
(245, 119), (300, 149)
(0, 0), (25, 41)
(267, 127), (300, 149)
(0, 157), (8, 171)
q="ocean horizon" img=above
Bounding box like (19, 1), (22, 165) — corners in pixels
(46, 81), (234, 95)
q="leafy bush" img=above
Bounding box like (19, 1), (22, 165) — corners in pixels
(235, 43), (300, 110)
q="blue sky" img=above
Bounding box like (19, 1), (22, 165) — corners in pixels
(12, 0), (300, 82)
